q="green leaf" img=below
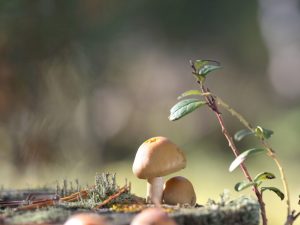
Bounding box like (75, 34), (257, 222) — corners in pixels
(254, 172), (276, 183)
(177, 90), (202, 100)
(261, 187), (285, 200)
(191, 60), (221, 78)
(229, 148), (267, 172)
(198, 64), (222, 76)
(255, 126), (274, 139)
(234, 180), (256, 192)
(169, 99), (206, 121)
(193, 60), (210, 72)
(234, 129), (254, 142)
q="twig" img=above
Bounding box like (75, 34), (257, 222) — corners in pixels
(216, 97), (253, 130)
(285, 210), (300, 225)
(13, 189), (88, 211)
(0, 200), (26, 208)
(215, 95), (293, 223)
(199, 82), (268, 225)
(262, 143), (291, 218)
(94, 186), (129, 209)
(60, 190), (89, 202)
(16, 199), (56, 211)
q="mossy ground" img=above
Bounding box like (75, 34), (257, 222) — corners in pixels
(0, 173), (260, 225)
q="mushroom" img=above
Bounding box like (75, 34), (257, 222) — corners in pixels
(162, 176), (196, 206)
(130, 207), (178, 225)
(64, 213), (110, 225)
(132, 136), (186, 204)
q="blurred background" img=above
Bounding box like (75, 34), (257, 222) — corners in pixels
(0, 0), (299, 224)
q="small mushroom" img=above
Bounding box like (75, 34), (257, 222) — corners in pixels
(132, 137), (186, 204)
(130, 207), (178, 225)
(64, 213), (110, 225)
(162, 176), (196, 206)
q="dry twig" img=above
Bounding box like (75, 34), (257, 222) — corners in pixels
(94, 186), (129, 209)
(60, 190), (89, 202)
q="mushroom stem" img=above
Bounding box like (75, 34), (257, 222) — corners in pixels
(146, 177), (164, 204)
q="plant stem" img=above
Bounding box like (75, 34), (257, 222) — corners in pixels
(216, 97), (253, 130)
(285, 211), (300, 225)
(199, 83), (268, 225)
(262, 143), (291, 217)
(215, 95), (293, 222)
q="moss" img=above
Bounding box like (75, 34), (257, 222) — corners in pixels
(0, 172), (143, 224)
(1, 176), (259, 225)
(1, 196), (259, 225)
(87, 172), (119, 205)
(7, 207), (71, 224)
(171, 195), (260, 225)
(1, 173), (140, 209)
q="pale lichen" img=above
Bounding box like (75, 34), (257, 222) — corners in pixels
(1, 176), (259, 225)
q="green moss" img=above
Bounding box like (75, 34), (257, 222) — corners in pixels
(1, 176), (259, 225)
(172, 196), (260, 225)
(8, 207), (71, 224)
(1, 196), (259, 225)
(88, 172), (119, 204)
(0, 172), (142, 224)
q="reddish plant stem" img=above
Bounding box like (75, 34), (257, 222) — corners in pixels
(215, 96), (297, 224)
(285, 211), (300, 225)
(215, 112), (267, 225)
(200, 83), (268, 225)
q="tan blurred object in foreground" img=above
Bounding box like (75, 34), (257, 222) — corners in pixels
(64, 213), (110, 225)
(130, 208), (178, 225)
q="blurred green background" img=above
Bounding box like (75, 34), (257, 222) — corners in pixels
(0, 1), (299, 224)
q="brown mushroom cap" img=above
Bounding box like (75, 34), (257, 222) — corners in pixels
(163, 176), (196, 206)
(130, 208), (178, 225)
(64, 213), (109, 225)
(132, 137), (186, 179)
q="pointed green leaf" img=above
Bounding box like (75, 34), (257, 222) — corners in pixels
(234, 129), (254, 141)
(191, 59), (221, 78)
(177, 90), (202, 100)
(193, 60), (210, 72)
(198, 64), (222, 76)
(169, 99), (206, 121)
(263, 128), (274, 139)
(254, 172), (276, 183)
(255, 126), (274, 140)
(229, 148), (267, 172)
(261, 187), (285, 200)
(234, 180), (256, 192)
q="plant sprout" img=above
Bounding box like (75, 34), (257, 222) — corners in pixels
(168, 59), (300, 225)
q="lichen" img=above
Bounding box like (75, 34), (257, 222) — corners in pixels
(7, 207), (71, 224)
(1, 177), (259, 225)
(88, 172), (119, 205)
(171, 192), (260, 225)
(0, 172), (143, 224)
